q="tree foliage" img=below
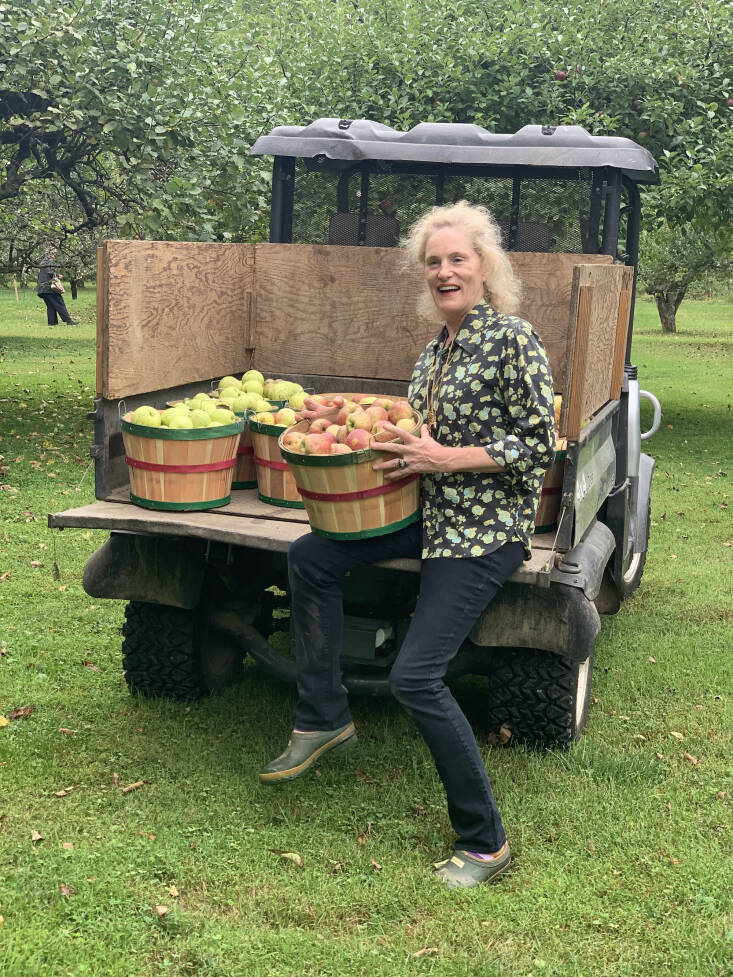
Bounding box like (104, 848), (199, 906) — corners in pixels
(2, 0), (732, 327)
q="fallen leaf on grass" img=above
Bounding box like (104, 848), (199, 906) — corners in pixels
(370, 859), (382, 871)
(0, 716), (8, 728)
(168, 885), (179, 898)
(487, 723), (512, 745)
(268, 849), (304, 869)
(112, 773), (120, 787)
(155, 905), (168, 918)
(0, 572), (10, 582)
(82, 661), (100, 672)
(58, 727), (76, 736)
(137, 831), (156, 841)
(62, 843), (74, 851)
(655, 752), (664, 760)
(684, 752), (700, 766)
(633, 734), (647, 741)
(60, 883), (75, 897)
(413, 948), (439, 959)
(29, 560), (43, 568)
(353, 768), (374, 782)
(8, 706), (34, 721)
(648, 656), (657, 663)
(121, 781), (145, 794)
(669, 731), (684, 740)
(31, 830), (44, 843)
(668, 858), (680, 865)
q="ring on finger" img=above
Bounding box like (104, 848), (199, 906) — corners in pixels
(397, 458), (407, 470)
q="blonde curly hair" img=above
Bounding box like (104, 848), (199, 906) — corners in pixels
(402, 200), (522, 318)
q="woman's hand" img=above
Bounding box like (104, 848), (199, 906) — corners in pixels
(295, 395), (344, 425)
(371, 423), (447, 479)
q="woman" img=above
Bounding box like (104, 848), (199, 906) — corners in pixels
(36, 248), (79, 326)
(260, 201), (556, 889)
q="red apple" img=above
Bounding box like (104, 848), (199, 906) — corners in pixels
(726, 98), (733, 107)
(395, 417), (416, 434)
(365, 405), (388, 425)
(388, 401), (413, 424)
(281, 430), (306, 453)
(346, 408), (373, 432)
(309, 418), (332, 433)
(326, 424), (341, 438)
(371, 420), (394, 442)
(336, 424), (350, 444)
(330, 443), (352, 455)
(345, 428), (371, 451)
(304, 432), (336, 454)
(375, 397), (394, 410)
(336, 402), (359, 425)
(554, 70), (567, 81)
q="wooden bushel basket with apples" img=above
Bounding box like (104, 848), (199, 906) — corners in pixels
(248, 415), (305, 508)
(279, 403), (423, 540)
(120, 412), (244, 511)
(232, 410), (257, 489)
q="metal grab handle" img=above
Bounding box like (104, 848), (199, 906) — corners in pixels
(639, 390), (661, 441)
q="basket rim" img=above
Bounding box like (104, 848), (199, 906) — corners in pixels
(121, 414), (244, 439)
(278, 410), (423, 466)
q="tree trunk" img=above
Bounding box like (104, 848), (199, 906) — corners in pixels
(655, 290), (684, 333)
(70, 278), (78, 300)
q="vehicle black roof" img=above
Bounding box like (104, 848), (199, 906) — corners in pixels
(251, 119), (659, 183)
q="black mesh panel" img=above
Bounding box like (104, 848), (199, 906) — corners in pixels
(291, 163), (594, 253)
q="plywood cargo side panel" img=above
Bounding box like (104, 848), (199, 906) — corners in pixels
(252, 245), (611, 386)
(252, 244), (434, 381)
(101, 241), (254, 399)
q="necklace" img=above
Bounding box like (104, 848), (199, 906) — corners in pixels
(425, 336), (457, 434)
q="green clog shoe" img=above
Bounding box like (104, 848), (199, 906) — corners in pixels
(259, 722), (356, 785)
(433, 843), (512, 889)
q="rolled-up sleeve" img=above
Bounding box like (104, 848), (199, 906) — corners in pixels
(485, 326), (555, 475)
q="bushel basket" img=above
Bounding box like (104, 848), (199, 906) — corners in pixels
(121, 413), (244, 511)
(279, 412), (422, 539)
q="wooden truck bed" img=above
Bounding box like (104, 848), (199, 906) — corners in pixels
(49, 488), (558, 586)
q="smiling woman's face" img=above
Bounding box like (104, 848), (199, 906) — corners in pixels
(424, 226), (485, 331)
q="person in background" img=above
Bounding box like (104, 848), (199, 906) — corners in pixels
(37, 247), (79, 326)
(260, 201), (556, 889)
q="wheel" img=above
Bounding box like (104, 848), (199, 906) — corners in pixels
(122, 601), (243, 700)
(616, 494), (651, 599)
(484, 645), (595, 749)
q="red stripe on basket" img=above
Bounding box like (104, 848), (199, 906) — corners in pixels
(541, 486), (562, 496)
(237, 445), (254, 456)
(297, 473), (419, 503)
(254, 455), (290, 471)
(126, 456), (236, 473)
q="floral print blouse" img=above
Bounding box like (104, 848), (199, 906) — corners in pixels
(408, 299), (555, 560)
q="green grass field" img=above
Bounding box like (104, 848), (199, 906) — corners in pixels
(0, 287), (731, 977)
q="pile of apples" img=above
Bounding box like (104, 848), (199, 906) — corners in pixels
(214, 371), (308, 414)
(127, 396), (238, 430)
(281, 394), (416, 456)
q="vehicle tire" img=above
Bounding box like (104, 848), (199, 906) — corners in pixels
(484, 645), (594, 749)
(616, 494), (650, 599)
(122, 601), (243, 700)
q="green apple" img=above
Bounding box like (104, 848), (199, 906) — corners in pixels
(288, 392), (307, 410)
(211, 408), (236, 425)
(130, 405), (162, 427)
(160, 406), (190, 426)
(242, 379), (264, 395)
(167, 414), (194, 429)
(218, 375), (241, 391)
(243, 369), (264, 386)
(189, 409), (212, 428)
(218, 388), (239, 406)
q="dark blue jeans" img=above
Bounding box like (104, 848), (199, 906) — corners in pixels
(287, 521), (524, 853)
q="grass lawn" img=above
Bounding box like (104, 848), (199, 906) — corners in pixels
(0, 286), (731, 977)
